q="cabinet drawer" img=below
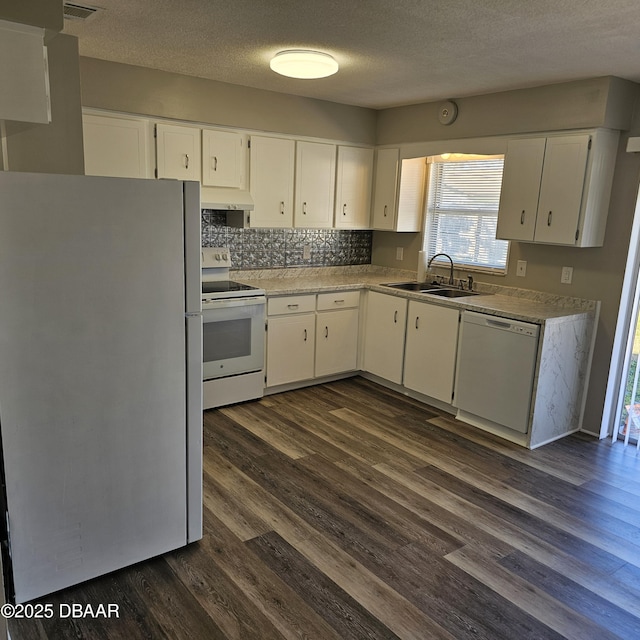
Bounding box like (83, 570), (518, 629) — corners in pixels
(317, 290), (360, 311)
(268, 295), (316, 316)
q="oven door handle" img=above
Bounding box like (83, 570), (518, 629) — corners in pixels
(202, 296), (266, 310)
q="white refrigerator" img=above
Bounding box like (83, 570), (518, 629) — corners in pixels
(0, 172), (203, 603)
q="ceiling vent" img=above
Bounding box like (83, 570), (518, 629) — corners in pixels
(63, 2), (101, 21)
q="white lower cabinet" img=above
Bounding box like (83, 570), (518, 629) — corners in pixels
(403, 300), (460, 402)
(362, 291), (408, 384)
(266, 313), (316, 387)
(266, 291), (360, 388)
(315, 308), (359, 377)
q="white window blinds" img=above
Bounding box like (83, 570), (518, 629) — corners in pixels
(424, 156), (508, 272)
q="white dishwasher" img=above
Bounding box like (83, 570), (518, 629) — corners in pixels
(454, 311), (539, 434)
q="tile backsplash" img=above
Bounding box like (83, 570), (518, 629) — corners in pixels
(202, 211), (372, 270)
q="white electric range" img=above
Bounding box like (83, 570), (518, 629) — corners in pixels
(201, 247), (265, 409)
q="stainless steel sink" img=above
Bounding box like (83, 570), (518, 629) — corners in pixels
(382, 282), (478, 297)
(423, 288), (479, 298)
(382, 281), (442, 292)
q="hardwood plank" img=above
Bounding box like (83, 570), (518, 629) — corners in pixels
(202, 448), (313, 545)
(121, 556), (228, 640)
(200, 511), (344, 640)
(427, 414), (592, 485)
(204, 443), (455, 639)
(219, 402), (316, 460)
(298, 453), (462, 555)
(266, 391), (426, 469)
(248, 531), (402, 640)
(415, 462), (640, 569)
(376, 461), (640, 614)
(499, 549), (640, 634)
(203, 472), (272, 541)
(390, 542), (567, 640)
(446, 545), (623, 640)
(293, 531), (457, 640)
(333, 455), (516, 557)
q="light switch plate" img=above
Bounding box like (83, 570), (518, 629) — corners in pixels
(303, 244), (311, 260)
(561, 266), (573, 284)
(516, 260), (527, 277)
(396, 247), (404, 261)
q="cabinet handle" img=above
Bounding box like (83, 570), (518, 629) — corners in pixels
(343, 204), (347, 216)
(287, 304), (299, 309)
(303, 202), (307, 215)
(185, 154), (190, 169)
(280, 201), (285, 215)
(547, 211), (552, 226)
(415, 316), (419, 329)
(325, 326), (329, 338)
(213, 156), (218, 171)
(520, 210), (525, 225)
(383, 204), (388, 217)
(394, 310), (398, 323)
(334, 299), (345, 305)
(304, 329), (307, 342)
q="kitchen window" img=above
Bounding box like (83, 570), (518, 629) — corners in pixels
(423, 154), (509, 273)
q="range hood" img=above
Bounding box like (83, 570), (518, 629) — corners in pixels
(200, 186), (254, 211)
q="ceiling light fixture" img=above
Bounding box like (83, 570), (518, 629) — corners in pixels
(269, 50), (339, 79)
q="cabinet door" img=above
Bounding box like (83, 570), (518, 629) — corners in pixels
(362, 292), (407, 384)
(403, 301), (459, 403)
(0, 22), (49, 124)
(334, 146), (374, 229)
(83, 113), (152, 179)
(250, 136), (295, 228)
(266, 314), (315, 386)
(295, 141), (336, 228)
(496, 138), (546, 242)
(371, 148), (399, 230)
(202, 129), (245, 188)
(156, 123), (201, 180)
(395, 157), (425, 233)
(315, 308), (359, 377)
(533, 134), (590, 245)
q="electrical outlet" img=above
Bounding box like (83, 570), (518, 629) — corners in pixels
(396, 247), (404, 261)
(561, 266), (573, 284)
(516, 260), (527, 277)
(303, 244), (311, 260)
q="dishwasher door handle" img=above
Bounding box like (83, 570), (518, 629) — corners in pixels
(486, 319), (512, 329)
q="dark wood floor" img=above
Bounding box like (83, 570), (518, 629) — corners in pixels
(10, 376), (640, 639)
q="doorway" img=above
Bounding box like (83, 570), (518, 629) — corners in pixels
(608, 179), (640, 445)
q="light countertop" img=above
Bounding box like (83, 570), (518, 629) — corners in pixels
(233, 266), (597, 325)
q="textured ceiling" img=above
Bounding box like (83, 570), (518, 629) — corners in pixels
(63, 0), (640, 109)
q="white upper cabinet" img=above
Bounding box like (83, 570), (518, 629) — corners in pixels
(249, 136), (295, 228)
(371, 148), (399, 230)
(294, 141), (336, 228)
(155, 123), (201, 181)
(495, 138), (545, 242)
(0, 20), (50, 124)
(496, 129), (619, 247)
(201, 129), (246, 188)
(83, 113), (152, 179)
(334, 146), (374, 229)
(372, 153), (426, 233)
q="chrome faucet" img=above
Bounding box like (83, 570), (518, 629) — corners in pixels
(427, 253), (454, 285)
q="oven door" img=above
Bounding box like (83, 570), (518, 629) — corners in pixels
(202, 296), (265, 380)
